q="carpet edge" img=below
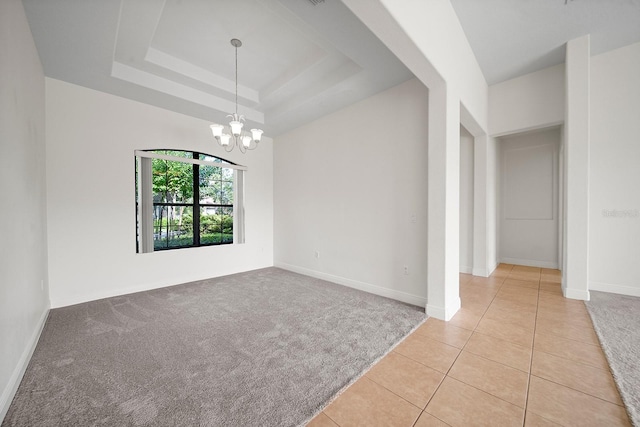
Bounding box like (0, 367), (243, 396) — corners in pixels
(585, 300), (639, 427)
(298, 314), (429, 427)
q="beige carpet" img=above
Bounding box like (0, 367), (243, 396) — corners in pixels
(586, 291), (640, 427)
(3, 268), (425, 426)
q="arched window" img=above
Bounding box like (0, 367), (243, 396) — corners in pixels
(134, 150), (246, 253)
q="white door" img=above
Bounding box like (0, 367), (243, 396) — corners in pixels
(499, 127), (560, 268)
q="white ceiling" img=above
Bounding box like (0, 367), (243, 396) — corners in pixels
(22, 0), (413, 137)
(450, 0), (640, 85)
(23, 0), (640, 135)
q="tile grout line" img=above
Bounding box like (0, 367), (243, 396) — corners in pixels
(454, 271), (538, 415)
(361, 372), (424, 412)
(527, 372), (627, 408)
(414, 272), (509, 427)
(521, 274), (541, 426)
(316, 265), (558, 427)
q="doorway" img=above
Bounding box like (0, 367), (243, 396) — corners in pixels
(498, 127), (561, 268)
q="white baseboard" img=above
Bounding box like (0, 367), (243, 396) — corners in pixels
(426, 297), (461, 321)
(470, 260), (498, 277)
(589, 281), (640, 297)
(50, 263), (275, 308)
(274, 262), (427, 307)
(472, 267), (489, 277)
(459, 266), (473, 274)
(1, 307), (49, 423)
(426, 304), (445, 320)
(563, 286), (590, 301)
(499, 257), (558, 269)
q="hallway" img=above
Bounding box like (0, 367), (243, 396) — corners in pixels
(309, 264), (630, 426)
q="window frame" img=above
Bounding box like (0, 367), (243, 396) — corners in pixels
(134, 149), (246, 253)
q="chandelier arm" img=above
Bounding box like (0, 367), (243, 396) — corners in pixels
(220, 138), (235, 153)
(238, 139), (247, 154)
(245, 139), (258, 151)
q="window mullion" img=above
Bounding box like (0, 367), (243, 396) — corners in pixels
(193, 152), (200, 246)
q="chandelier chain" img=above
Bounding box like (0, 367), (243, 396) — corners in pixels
(235, 42), (238, 115)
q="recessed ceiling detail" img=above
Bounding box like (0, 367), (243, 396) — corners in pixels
(23, 0), (414, 137)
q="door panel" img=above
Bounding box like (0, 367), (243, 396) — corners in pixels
(499, 128), (560, 268)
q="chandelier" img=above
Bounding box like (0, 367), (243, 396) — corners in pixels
(210, 39), (263, 153)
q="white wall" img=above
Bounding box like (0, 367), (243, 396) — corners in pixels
(45, 78), (274, 307)
(489, 64), (565, 137)
(459, 126), (474, 273)
(0, 0), (50, 420)
(342, 0), (488, 320)
(498, 128), (561, 268)
(274, 78), (429, 306)
(382, 0), (488, 127)
(342, 0), (488, 133)
(589, 41), (640, 296)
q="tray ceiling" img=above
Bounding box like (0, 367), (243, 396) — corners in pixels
(23, 0), (414, 136)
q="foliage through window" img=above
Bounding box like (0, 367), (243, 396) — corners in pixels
(135, 150), (240, 252)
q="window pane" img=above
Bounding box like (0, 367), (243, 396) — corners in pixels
(221, 207), (234, 244)
(221, 180), (234, 205)
(199, 164), (222, 204)
(154, 206), (193, 249)
(152, 158), (194, 204)
(200, 207), (233, 245)
(221, 167), (233, 180)
(199, 153), (222, 163)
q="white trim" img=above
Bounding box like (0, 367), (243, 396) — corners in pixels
(563, 286), (590, 301)
(459, 266), (473, 274)
(134, 150), (248, 171)
(50, 262), (274, 308)
(472, 267), (489, 277)
(426, 297), (461, 321)
(486, 262), (498, 277)
(499, 257), (558, 269)
(491, 121), (565, 139)
(274, 262), (427, 307)
(1, 307), (49, 422)
(589, 281), (640, 297)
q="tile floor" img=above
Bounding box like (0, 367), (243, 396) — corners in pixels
(307, 264), (631, 427)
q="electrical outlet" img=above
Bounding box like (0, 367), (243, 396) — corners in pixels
(403, 266), (409, 275)
(315, 251), (320, 259)
(40, 279), (44, 291)
(410, 214), (416, 223)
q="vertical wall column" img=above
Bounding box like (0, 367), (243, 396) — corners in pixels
(472, 134), (489, 277)
(427, 83), (461, 320)
(563, 35), (591, 300)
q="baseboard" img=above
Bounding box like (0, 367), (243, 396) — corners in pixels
(0, 307), (49, 423)
(274, 262), (427, 307)
(589, 281), (640, 297)
(472, 267), (489, 277)
(426, 297), (461, 321)
(471, 260), (498, 277)
(459, 266), (472, 274)
(50, 263), (275, 308)
(563, 286), (590, 301)
(499, 257), (558, 269)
